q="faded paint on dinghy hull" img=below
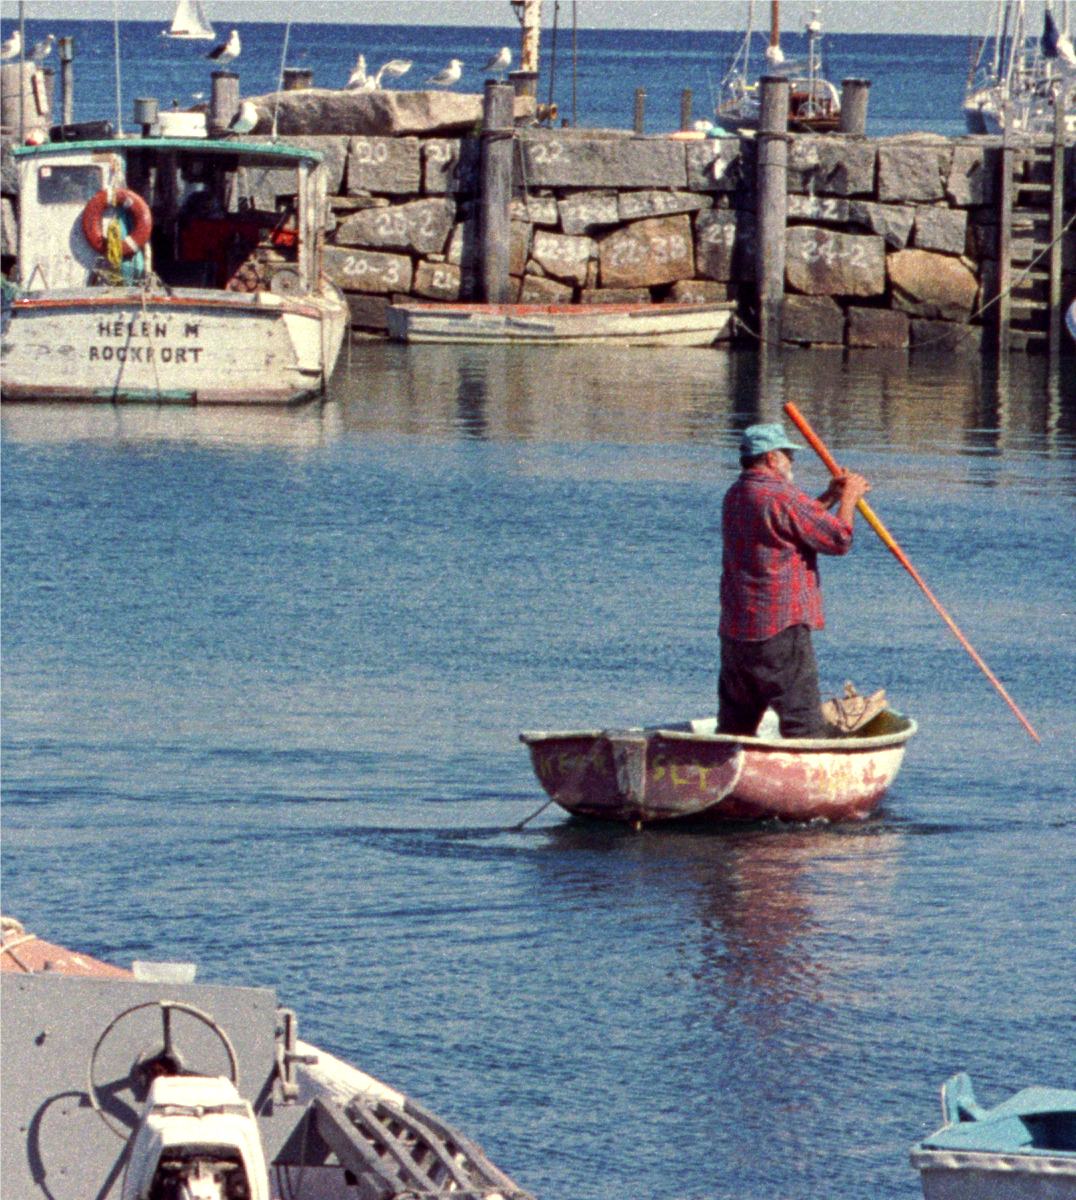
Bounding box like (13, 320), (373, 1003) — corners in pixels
(520, 711), (916, 825)
(1, 285), (348, 405)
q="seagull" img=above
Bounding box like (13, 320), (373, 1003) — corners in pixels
(425, 58), (462, 88)
(228, 99), (259, 135)
(206, 28), (240, 66)
(482, 46), (511, 80)
(0, 30), (21, 60)
(346, 52), (369, 89)
(30, 33), (55, 64)
(372, 58), (412, 88)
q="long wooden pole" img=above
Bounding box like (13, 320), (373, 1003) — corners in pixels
(783, 401), (1041, 744)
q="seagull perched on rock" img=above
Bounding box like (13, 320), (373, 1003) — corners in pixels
(372, 57), (412, 88)
(346, 52), (369, 89)
(482, 46), (511, 80)
(30, 33), (56, 64)
(0, 30), (21, 60)
(425, 58), (462, 88)
(228, 99), (259, 135)
(206, 28), (241, 66)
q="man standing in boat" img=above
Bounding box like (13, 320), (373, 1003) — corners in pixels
(718, 422), (870, 738)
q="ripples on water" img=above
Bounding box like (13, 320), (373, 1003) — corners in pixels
(2, 346), (1074, 1200)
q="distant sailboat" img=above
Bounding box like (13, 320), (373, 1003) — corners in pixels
(162, 0), (215, 41)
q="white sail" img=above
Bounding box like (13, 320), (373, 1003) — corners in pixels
(163, 0), (215, 40)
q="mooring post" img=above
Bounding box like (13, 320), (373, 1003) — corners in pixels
(996, 111), (1014, 359)
(209, 69), (239, 135)
(680, 88), (693, 131)
(1048, 84), (1065, 361)
(479, 80), (514, 303)
(633, 87), (646, 134)
(839, 78), (870, 135)
(59, 35), (73, 126)
(756, 75), (790, 348)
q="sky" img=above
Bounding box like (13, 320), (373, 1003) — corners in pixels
(0, 0), (1062, 38)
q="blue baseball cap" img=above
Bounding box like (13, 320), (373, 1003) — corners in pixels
(740, 422), (804, 458)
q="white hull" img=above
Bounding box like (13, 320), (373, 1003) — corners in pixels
(913, 1149), (1076, 1200)
(387, 301), (734, 346)
(2, 284), (348, 404)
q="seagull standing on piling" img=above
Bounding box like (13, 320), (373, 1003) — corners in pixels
(30, 33), (56, 64)
(0, 30), (21, 60)
(482, 46), (511, 80)
(425, 58), (463, 88)
(206, 28), (241, 66)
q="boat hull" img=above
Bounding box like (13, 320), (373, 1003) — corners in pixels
(912, 1150), (1076, 1200)
(386, 301), (734, 346)
(520, 711), (916, 825)
(1, 285), (348, 405)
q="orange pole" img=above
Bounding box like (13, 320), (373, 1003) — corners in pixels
(783, 401), (1041, 744)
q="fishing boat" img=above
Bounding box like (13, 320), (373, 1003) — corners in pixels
(910, 1072), (1076, 1199)
(963, 0), (1076, 135)
(519, 708), (916, 825)
(715, 1), (842, 134)
(1, 132), (348, 405)
(161, 0), (216, 40)
(1, 916), (533, 1199)
(386, 300), (735, 345)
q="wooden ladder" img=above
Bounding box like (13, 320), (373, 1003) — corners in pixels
(995, 97), (1070, 357)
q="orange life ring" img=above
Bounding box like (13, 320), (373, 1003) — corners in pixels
(81, 187), (153, 258)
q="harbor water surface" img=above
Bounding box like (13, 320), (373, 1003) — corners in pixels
(2, 345), (1074, 1200)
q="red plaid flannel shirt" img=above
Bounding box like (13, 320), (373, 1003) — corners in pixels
(719, 465), (853, 641)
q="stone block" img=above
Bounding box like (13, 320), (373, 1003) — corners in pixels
(668, 279), (730, 303)
(519, 134), (687, 189)
(788, 194), (851, 223)
(877, 142), (949, 202)
(913, 206), (968, 255)
(946, 143), (997, 207)
(335, 197), (456, 254)
(847, 306), (910, 348)
(694, 209), (755, 282)
(578, 287), (652, 304)
(685, 138), (749, 192)
(788, 138), (876, 196)
(598, 213), (694, 288)
(423, 138), (480, 195)
(447, 218), (478, 266)
(557, 190), (620, 235)
(888, 248), (977, 321)
(530, 229), (595, 286)
(323, 245), (413, 294)
(343, 292), (391, 331)
(247, 134), (349, 195)
(511, 194), (559, 225)
(346, 136), (421, 194)
(519, 273), (574, 303)
(510, 221), (531, 277)
(848, 201), (915, 249)
(413, 259), (462, 300)
(618, 190), (711, 220)
(785, 227), (885, 296)
(238, 167), (302, 212)
(910, 319), (983, 353)
(781, 295), (845, 345)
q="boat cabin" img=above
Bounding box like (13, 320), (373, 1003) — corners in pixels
(13, 137), (326, 298)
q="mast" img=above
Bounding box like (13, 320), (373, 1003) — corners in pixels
(511, 0), (542, 73)
(764, 0), (784, 66)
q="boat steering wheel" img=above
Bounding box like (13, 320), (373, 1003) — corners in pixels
(87, 999), (240, 1139)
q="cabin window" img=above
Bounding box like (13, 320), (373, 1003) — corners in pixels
(36, 164), (104, 205)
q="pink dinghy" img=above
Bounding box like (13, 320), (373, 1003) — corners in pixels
(519, 710), (917, 825)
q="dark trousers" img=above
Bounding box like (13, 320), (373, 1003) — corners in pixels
(719, 623), (831, 738)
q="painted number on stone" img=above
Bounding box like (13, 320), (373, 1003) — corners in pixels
(352, 139), (390, 164)
(342, 254), (401, 285)
(528, 141), (564, 164)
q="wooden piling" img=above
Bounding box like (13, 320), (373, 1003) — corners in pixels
(996, 117), (1014, 359)
(633, 88), (645, 134)
(479, 81), (514, 304)
(1048, 87), (1065, 361)
(680, 88), (693, 131)
(839, 78), (870, 135)
(59, 35), (73, 126)
(756, 75), (790, 347)
(209, 69), (239, 136)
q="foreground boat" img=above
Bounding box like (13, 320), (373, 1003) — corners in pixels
(519, 709), (916, 825)
(911, 1072), (1076, 1199)
(1, 916), (532, 1199)
(386, 300), (734, 345)
(2, 133), (348, 405)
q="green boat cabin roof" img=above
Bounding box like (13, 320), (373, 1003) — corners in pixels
(12, 136), (323, 165)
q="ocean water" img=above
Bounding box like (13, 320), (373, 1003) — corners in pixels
(2, 345), (1075, 1200)
(1, 17), (976, 137)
